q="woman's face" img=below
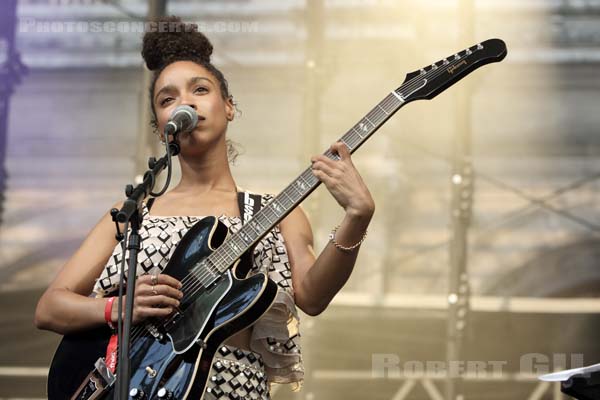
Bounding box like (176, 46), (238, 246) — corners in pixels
(153, 61), (234, 155)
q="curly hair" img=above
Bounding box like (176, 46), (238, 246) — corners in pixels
(142, 16), (240, 163)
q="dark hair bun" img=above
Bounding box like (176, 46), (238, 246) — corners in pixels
(142, 16), (213, 71)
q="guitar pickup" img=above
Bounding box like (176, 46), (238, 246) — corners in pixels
(144, 322), (165, 341)
(162, 311), (183, 331)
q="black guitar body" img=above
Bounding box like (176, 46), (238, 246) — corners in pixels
(48, 216), (278, 399)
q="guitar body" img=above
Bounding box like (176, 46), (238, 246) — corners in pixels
(48, 216), (278, 399)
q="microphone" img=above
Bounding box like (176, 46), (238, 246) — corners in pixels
(164, 105), (199, 138)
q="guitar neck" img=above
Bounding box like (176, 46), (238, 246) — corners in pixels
(196, 38), (507, 280)
(205, 91), (406, 276)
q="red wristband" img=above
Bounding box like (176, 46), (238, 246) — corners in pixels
(104, 297), (116, 330)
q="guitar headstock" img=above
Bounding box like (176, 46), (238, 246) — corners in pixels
(396, 38), (507, 103)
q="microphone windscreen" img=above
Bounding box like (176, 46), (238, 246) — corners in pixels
(170, 105), (198, 133)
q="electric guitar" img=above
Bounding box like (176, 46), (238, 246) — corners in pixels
(47, 38), (507, 400)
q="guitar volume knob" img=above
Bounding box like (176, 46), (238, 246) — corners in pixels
(157, 387), (174, 399)
(129, 387), (146, 399)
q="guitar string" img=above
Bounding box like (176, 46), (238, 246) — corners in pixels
(128, 42), (487, 334)
(172, 43), (485, 299)
(123, 43), (490, 351)
(160, 44), (486, 335)
(122, 42), (488, 351)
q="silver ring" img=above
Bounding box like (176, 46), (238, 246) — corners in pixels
(150, 274), (158, 286)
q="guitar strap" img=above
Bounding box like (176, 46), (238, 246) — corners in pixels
(237, 190), (263, 225)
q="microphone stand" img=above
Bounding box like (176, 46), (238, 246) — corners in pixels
(112, 140), (180, 400)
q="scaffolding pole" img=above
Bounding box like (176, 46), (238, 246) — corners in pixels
(445, 0), (475, 399)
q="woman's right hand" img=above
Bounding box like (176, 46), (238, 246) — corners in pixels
(112, 273), (184, 325)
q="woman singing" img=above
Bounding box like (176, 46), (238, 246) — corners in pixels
(35, 16), (374, 399)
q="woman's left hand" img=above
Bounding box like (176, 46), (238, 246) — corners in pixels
(310, 141), (375, 218)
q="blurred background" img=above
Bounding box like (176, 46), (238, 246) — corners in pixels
(1, 0), (600, 399)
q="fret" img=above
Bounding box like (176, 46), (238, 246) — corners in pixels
(344, 130), (360, 148)
(282, 188), (294, 200)
(374, 107), (387, 121)
(295, 178), (309, 193)
(299, 170), (314, 188)
(290, 183), (306, 198)
(354, 123), (369, 138)
(250, 218), (264, 233)
(271, 199), (284, 216)
(366, 109), (381, 125)
(209, 252), (227, 274)
(359, 120), (372, 132)
(324, 148), (341, 161)
(377, 104), (390, 115)
(381, 94), (401, 113)
(239, 227), (253, 244)
(218, 246), (234, 265)
(261, 209), (275, 225)
(305, 170), (319, 185)
(246, 223), (260, 238)
(266, 206), (279, 222)
(275, 195), (294, 208)
(299, 173), (313, 189)
(221, 242), (236, 259)
(203, 258), (217, 275)
(288, 181), (302, 197)
(339, 137), (350, 149)
(229, 236), (243, 254)
(281, 189), (296, 204)
(225, 247), (238, 264)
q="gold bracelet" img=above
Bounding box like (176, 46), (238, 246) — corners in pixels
(328, 225), (368, 253)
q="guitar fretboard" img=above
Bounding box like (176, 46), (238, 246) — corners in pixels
(190, 92), (406, 288)
(188, 40), (494, 290)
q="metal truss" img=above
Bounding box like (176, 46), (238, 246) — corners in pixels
(311, 370), (566, 400)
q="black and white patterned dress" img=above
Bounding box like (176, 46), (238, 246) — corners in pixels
(92, 194), (304, 398)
